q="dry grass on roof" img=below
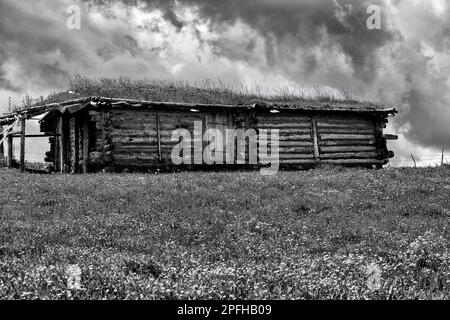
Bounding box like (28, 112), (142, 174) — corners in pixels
(34, 75), (381, 109)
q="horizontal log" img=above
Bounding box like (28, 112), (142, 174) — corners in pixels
(272, 135), (314, 142)
(259, 141), (313, 147)
(316, 128), (375, 134)
(317, 119), (376, 127)
(115, 147), (174, 154)
(112, 110), (157, 116)
(321, 159), (387, 165)
(10, 134), (60, 138)
(276, 159), (316, 164)
(383, 134), (398, 140)
(317, 123), (374, 129)
(320, 146), (377, 153)
(259, 154), (314, 160)
(113, 138), (202, 146)
(319, 140), (376, 146)
(111, 129), (193, 137)
(256, 115), (311, 120)
(320, 152), (379, 159)
(320, 134), (375, 140)
(256, 123), (312, 129)
(316, 116), (373, 122)
(272, 147), (314, 153)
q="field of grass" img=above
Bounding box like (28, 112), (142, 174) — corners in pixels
(0, 166), (449, 299)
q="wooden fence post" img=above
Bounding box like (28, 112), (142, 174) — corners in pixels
(57, 114), (66, 173)
(20, 117), (26, 172)
(82, 118), (90, 173)
(156, 112), (162, 162)
(0, 136), (3, 162)
(311, 116), (320, 162)
(7, 134), (13, 168)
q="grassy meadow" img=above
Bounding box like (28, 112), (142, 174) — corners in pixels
(0, 166), (449, 299)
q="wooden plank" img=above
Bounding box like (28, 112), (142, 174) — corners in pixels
(260, 133), (312, 140)
(320, 146), (377, 153)
(315, 128), (375, 134)
(276, 159), (316, 164)
(7, 134), (13, 168)
(320, 134), (375, 140)
(320, 152), (379, 159)
(70, 117), (78, 173)
(260, 154), (314, 160)
(202, 113), (208, 165)
(260, 141), (314, 147)
(321, 159), (387, 165)
(156, 112), (162, 162)
(311, 117), (320, 161)
(20, 117), (25, 172)
(11, 134), (61, 138)
(257, 123), (313, 129)
(262, 128), (312, 134)
(256, 116), (311, 123)
(265, 146), (313, 153)
(319, 139), (376, 146)
(317, 121), (373, 128)
(270, 135), (314, 142)
(82, 118), (90, 173)
(57, 115), (66, 173)
(383, 134), (398, 140)
(0, 138), (3, 159)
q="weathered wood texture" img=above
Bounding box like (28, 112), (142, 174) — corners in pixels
(59, 105), (394, 171)
(7, 133), (13, 168)
(56, 114), (66, 173)
(20, 117), (26, 172)
(314, 115), (388, 165)
(255, 114), (314, 165)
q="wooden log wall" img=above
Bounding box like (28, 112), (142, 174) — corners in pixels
(254, 112), (391, 167)
(255, 113), (315, 165)
(316, 115), (382, 165)
(88, 108), (207, 169)
(73, 105), (393, 172)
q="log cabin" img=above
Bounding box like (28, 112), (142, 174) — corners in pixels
(0, 96), (397, 173)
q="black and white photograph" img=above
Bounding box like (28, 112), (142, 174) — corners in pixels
(0, 0), (449, 307)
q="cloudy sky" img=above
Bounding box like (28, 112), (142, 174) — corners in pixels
(0, 0), (449, 166)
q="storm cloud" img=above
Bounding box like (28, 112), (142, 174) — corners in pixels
(0, 0), (449, 165)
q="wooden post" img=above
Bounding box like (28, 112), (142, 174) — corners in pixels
(57, 114), (66, 173)
(54, 132), (60, 172)
(0, 136), (3, 162)
(71, 117), (79, 173)
(311, 116), (320, 162)
(82, 118), (90, 173)
(411, 154), (417, 168)
(203, 113), (209, 165)
(20, 117), (26, 172)
(7, 134), (13, 168)
(156, 112), (162, 162)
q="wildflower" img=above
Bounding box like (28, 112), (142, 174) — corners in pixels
(66, 264), (83, 290)
(365, 262), (382, 291)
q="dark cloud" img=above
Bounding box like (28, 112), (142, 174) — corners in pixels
(128, 0), (394, 84)
(0, 0), (449, 155)
(130, 0), (450, 150)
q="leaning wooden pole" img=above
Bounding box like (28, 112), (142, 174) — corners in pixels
(20, 117), (26, 172)
(57, 114), (66, 173)
(7, 133), (13, 168)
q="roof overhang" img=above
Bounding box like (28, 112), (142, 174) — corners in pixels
(0, 96), (398, 124)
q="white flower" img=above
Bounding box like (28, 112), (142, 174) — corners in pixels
(66, 264), (83, 290)
(365, 262), (382, 291)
